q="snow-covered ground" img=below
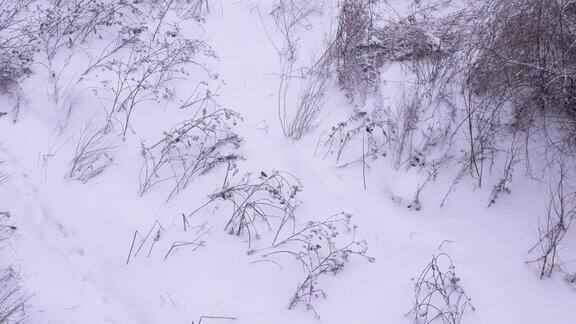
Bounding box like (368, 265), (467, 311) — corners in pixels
(1, 0), (576, 323)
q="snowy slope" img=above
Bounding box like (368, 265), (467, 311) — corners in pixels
(1, 1), (576, 323)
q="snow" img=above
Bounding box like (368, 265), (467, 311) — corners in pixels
(1, 0), (576, 323)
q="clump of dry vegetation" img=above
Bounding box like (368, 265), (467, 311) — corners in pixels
(0, 0), (37, 121)
(270, 0), (330, 140)
(67, 118), (116, 183)
(528, 166), (576, 284)
(201, 171), (301, 249)
(318, 0), (576, 199)
(263, 212), (374, 318)
(0, 0), (35, 92)
(313, 0), (576, 290)
(140, 108), (242, 200)
(407, 253), (474, 324)
(0, 212), (32, 322)
(0, 158), (31, 321)
(190, 170), (373, 317)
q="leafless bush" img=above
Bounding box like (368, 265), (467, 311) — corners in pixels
(66, 118), (116, 183)
(139, 108), (242, 200)
(445, 0), (576, 190)
(285, 59), (330, 140)
(318, 79), (458, 191)
(34, 0), (217, 136)
(384, 85), (454, 170)
(34, 0), (137, 105)
(406, 253), (474, 324)
(333, 0), (464, 103)
(318, 108), (388, 166)
(101, 28), (216, 139)
(332, 0), (378, 102)
(36, 0), (142, 63)
(423, 0), (576, 207)
(0, 212), (31, 323)
(316, 107), (388, 187)
(270, 0), (327, 140)
(191, 171), (372, 317)
(316, 0), (468, 192)
(325, 0), (546, 203)
(0, 0), (36, 94)
(203, 171), (302, 249)
(262, 212), (373, 318)
(466, 0), (576, 143)
(0, 0), (36, 122)
(528, 167), (576, 281)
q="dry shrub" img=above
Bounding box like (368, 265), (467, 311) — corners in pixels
(205, 171), (301, 249)
(528, 166), (576, 284)
(0, 0), (35, 93)
(332, 0), (378, 102)
(407, 253), (474, 324)
(466, 0), (576, 152)
(332, 0), (463, 103)
(139, 108), (242, 200)
(272, 0), (327, 140)
(192, 170), (373, 317)
(67, 118), (116, 183)
(0, 212), (31, 323)
(264, 213), (373, 318)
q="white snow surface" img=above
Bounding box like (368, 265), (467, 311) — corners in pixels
(0, 1), (575, 323)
